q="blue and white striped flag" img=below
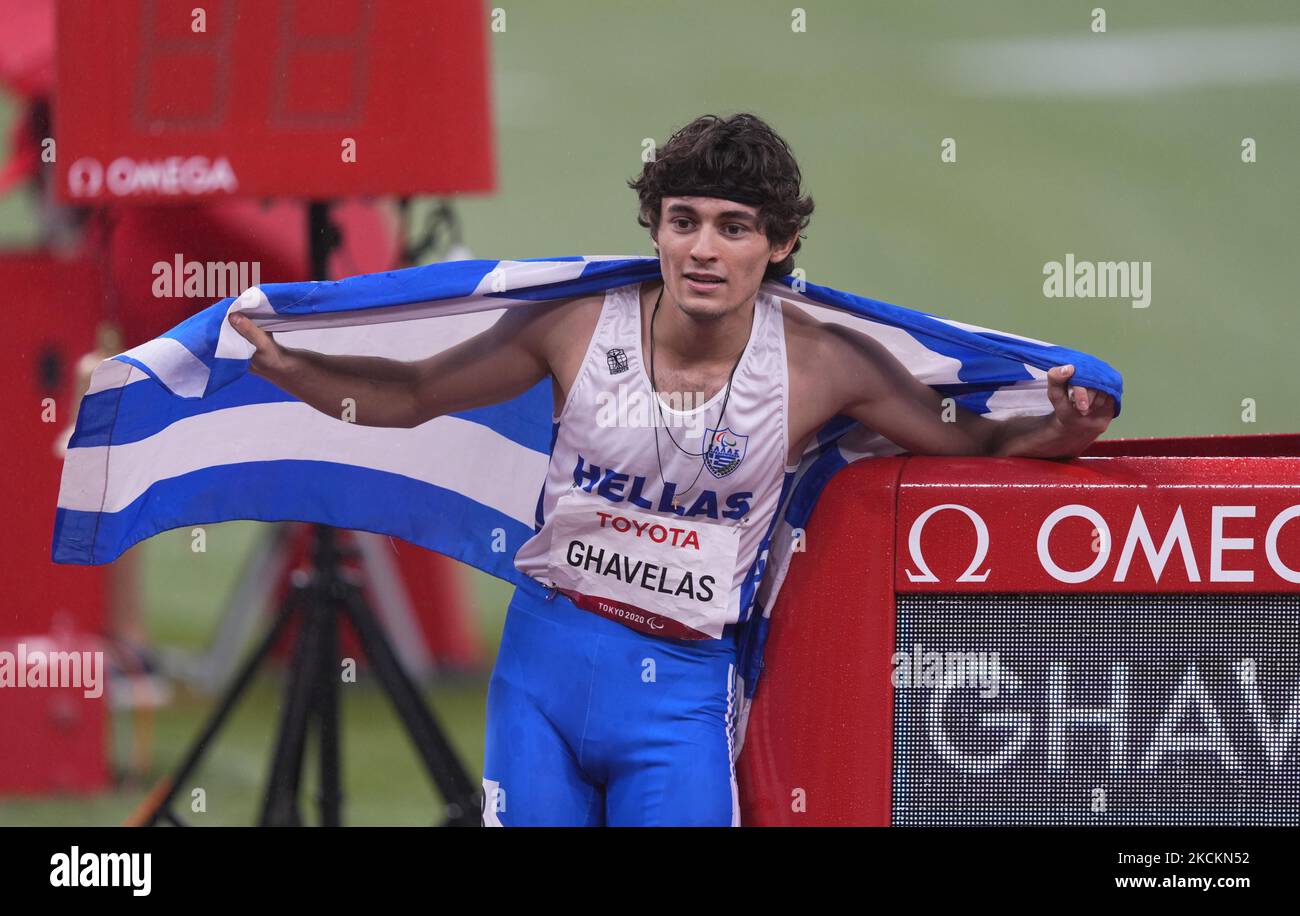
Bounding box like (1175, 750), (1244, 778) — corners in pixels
(52, 255), (1123, 748)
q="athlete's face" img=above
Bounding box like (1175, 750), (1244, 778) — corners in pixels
(653, 196), (796, 321)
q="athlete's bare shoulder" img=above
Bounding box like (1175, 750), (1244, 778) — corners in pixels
(783, 298), (935, 426)
(487, 290), (596, 361)
(777, 299), (882, 459)
(776, 297), (822, 344)
(776, 297), (836, 380)
(507, 290), (608, 417)
(778, 298), (885, 379)
(528, 291), (604, 367)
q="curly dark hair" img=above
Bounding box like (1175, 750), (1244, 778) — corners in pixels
(626, 113), (814, 282)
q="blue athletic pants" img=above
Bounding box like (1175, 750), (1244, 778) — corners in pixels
(481, 575), (741, 826)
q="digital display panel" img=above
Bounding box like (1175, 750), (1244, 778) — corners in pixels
(54, 0), (494, 203)
(893, 593), (1300, 825)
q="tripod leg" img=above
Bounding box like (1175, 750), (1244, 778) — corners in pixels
(340, 589), (480, 825)
(131, 594), (301, 826)
(315, 593), (343, 827)
(259, 589), (328, 826)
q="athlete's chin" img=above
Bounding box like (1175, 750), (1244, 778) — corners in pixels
(676, 299), (731, 322)
(672, 286), (734, 320)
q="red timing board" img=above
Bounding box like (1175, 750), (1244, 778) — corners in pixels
(896, 453), (1300, 593)
(54, 0), (495, 203)
(738, 434), (1300, 826)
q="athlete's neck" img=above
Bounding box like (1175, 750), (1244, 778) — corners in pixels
(641, 280), (755, 367)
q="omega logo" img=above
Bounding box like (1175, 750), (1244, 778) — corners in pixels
(905, 503), (991, 583)
(905, 502), (1300, 585)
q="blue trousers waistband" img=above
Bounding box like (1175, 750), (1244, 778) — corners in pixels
(510, 575), (740, 652)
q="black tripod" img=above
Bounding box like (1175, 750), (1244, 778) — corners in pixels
(136, 202), (480, 826)
(138, 523), (480, 826)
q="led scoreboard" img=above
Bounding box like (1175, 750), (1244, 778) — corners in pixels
(54, 0), (494, 203)
(738, 434), (1300, 826)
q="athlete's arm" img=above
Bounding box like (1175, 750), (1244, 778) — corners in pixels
(820, 323), (1113, 458)
(404, 301), (566, 427)
(228, 300), (565, 428)
(229, 312), (425, 427)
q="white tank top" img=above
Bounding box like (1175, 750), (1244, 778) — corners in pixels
(513, 281), (798, 640)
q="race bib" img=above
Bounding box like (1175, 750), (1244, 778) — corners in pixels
(542, 488), (741, 639)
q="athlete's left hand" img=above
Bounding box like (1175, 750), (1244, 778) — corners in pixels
(1046, 364), (1114, 443)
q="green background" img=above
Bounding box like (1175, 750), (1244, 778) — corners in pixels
(1, 0), (1296, 824)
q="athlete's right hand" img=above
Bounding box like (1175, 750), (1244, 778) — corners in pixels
(228, 312), (291, 380)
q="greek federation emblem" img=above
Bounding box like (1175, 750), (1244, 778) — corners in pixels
(606, 348), (629, 374)
(703, 427), (747, 479)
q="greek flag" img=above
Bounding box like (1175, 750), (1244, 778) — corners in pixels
(52, 255), (1123, 750)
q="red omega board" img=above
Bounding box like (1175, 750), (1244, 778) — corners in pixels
(54, 0), (495, 204)
(740, 435), (1300, 826)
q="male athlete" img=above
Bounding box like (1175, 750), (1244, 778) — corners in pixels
(228, 113), (1114, 826)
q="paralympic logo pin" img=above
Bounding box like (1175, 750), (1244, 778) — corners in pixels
(703, 427), (747, 478)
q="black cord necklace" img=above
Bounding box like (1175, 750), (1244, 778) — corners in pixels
(648, 283), (748, 503)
